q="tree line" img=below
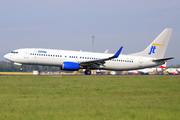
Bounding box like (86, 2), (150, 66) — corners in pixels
(167, 64), (180, 68)
(0, 61), (60, 72)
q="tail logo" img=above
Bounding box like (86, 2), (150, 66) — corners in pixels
(148, 43), (165, 55)
(148, 46), (156, 55)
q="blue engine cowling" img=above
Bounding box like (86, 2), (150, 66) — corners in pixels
(61, 62), (79, 71)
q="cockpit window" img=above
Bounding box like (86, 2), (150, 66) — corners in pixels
(11, 51), (18, 54)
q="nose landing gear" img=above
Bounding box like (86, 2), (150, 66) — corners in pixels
(20, 65), (23, 71)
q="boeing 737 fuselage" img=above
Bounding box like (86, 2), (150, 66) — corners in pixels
(4, 28), (174, 75)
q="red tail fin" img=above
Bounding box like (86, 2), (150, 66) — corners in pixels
(159, 60), (167, 69)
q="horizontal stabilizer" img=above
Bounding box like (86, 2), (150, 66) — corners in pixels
(152, 57), (174, 62)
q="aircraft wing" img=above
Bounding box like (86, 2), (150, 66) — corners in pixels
(79, 46), (123, 67)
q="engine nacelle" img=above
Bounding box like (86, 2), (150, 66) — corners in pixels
(61, 62), (79, 71)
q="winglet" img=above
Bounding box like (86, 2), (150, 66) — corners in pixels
(112, 46), (123, 58)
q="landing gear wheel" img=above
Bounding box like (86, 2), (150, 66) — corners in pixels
(84, 69), (91, 75)
(20, 66), (23, 71)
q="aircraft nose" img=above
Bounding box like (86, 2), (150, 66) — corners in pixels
(4, 54), (10, 60)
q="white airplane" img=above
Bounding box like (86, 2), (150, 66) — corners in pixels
(165, 68), (179, 75)
(128, 60), (167, 75)
(4, 28), (174, 75)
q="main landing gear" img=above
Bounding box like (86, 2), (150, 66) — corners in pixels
(84, 69), (91, 75)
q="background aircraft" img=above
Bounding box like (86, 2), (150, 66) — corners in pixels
(128, 60), (167, 75)
(164, 68), (179, 75)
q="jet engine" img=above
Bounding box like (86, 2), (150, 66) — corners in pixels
(61, 62), (79, 71)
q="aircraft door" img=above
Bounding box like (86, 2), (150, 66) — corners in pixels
(138, 58), (143, 67)
(24, 50), (29, 58)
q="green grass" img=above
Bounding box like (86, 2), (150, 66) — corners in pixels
(0, 76), (180, 120)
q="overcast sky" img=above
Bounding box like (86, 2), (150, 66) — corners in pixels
(0, 0), (180, 64)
